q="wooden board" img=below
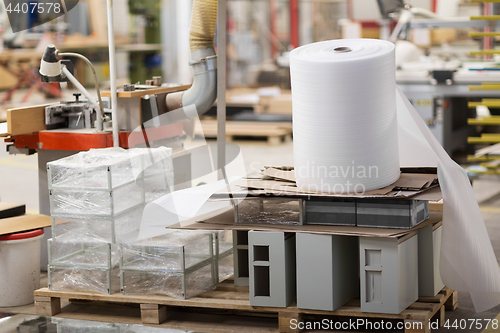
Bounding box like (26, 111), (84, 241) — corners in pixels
(101, 84), (191, 99)
(34, 282), (456, 333)
(0, 214), (51, 236)
(196, 120), (293, 145)
(0, 202), (26, 219)
(7, 104), (50, 135)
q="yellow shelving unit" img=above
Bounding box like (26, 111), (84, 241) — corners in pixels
(466, 1), (500, 174)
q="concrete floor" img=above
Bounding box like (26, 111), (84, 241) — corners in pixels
(2, 89), (500, 332)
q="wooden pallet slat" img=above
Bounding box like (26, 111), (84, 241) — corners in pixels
(33, 284), (457, 333)
(195, 120), (293, 145)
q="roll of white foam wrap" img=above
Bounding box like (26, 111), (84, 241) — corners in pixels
(290, 39), (400, 193)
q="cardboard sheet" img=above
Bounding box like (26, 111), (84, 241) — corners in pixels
(215, 167), (440, 200)
(174, 209), (442, 239)
(0, 214), (51, 236)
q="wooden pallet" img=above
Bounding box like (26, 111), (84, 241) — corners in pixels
(34, 280), (457, 333)
(195, 120), (293, 145)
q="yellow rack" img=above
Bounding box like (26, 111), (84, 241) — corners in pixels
(468, 133), (500, 143)
(470, 15), (500, 19)
(469, 32), (500, 37)
(470, 50), (500, 55)
(467, 155), (500, 162)
(468, 99), (500, 108)
(468, 116), (500, 125)
(469, 84), (500, 91)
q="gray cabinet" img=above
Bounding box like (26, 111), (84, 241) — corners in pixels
(360, 234), (419, 314)
(296, 233), (359, 311)
(249, 231), (296, 307)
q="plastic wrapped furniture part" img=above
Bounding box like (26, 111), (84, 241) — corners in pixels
(212, 230), (234, 283)
(48, 266), (120, 294)
(48, 235), (119, 268)
(119, 326), (191, 333)
(51, 318), (120, 333)
(51, 205), (144, 243)
(137, 148), (174, 203)
(217, 253), (234, 283)
(235, 197), (304, 225)
(120, 230), (213, 271)
(357, 199), (429, 229)
(48, 148), (145, 190)
(48, 147), (173, 190)
(120, 230), (216, 298)
(49, 181), (144, 218)
(304, 198), (356, 226)
(121, 263), (215, 299)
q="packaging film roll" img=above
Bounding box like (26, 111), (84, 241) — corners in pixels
(290, 39), (400, 193)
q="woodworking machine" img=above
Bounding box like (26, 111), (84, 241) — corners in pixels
(5, 0), (222, 270)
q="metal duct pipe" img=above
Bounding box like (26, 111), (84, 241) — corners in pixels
(166, 0), (218, 119)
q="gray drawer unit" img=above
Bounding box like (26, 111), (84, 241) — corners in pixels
(296, 233), (359, 311)
(357, 200), (429, 229)
(360, 234), (419, 314)
(418, 223), (444, 297)
(304, 199), (356, 226)
(249, 231), (296, 307)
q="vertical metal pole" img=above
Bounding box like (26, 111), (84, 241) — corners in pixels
(217, 0), (227, 179)
(107, 0), (119, 146)
(181, 247), (187, 298)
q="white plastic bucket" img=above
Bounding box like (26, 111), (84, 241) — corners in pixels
(0, 229), (44, 307)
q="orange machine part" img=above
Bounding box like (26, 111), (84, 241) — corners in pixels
(8, 123), (184, 151)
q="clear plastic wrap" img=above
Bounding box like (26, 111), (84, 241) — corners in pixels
(120, 230), (216, 298)
(48, 147), (173, 191)
(51, 318), (120, 333)
(217, 253), (234, 283)
(48, 266), (120, 294)
(141, 151), (175, 203)
(48, 235), (119, 269)
(235, 197), (303, 225)
(48, 147), (173, 218)
(214, 230), (234, 283)
(52, 205), (144, 243)
(120, 230), (213, 271)
(51, 318), (191, 333)
(121, 264), (215, 299)
(50, 181), (144, 217)
(120, 326), (190, 333)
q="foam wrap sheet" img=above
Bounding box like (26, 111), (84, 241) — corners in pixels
(397, 88), (500, 312)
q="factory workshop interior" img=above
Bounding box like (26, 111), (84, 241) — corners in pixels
(5, 0), (500, 332)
